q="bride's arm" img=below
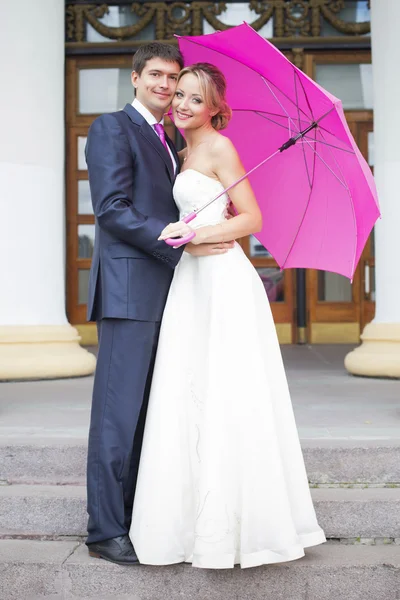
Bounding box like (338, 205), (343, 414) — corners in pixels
(192, 137), (262, 245)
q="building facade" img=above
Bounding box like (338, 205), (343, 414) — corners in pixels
(1, 0), (399, 378)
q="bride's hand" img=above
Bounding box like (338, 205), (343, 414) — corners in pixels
(158, 221), (196, 244)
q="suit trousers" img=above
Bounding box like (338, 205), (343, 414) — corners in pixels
(86, 318), (160, 544)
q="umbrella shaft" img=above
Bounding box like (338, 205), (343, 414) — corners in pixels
(280, 121), (317, 152)
(193, 150), (281, 216)
(190, 120), (316, 218)
(192, 119), (319, 219)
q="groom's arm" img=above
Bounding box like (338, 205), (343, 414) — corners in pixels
(85, 114), (183, 269)
(185, 241), (235, 256)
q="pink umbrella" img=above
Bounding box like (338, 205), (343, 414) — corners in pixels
(165, 23), (380, 280)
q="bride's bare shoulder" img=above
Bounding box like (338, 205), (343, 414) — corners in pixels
(210, 132), (233, 151)
(210, 133), (238, 162)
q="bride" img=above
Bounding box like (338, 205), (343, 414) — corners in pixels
(129, 62), (325, 569)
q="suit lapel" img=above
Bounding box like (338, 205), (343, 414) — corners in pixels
(123, 104), (175, 182)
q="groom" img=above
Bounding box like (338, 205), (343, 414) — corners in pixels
(85, 42), (232, 565)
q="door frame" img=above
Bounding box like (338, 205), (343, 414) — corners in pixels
(303, 50), (374, 343)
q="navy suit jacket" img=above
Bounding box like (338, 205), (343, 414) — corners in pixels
(85, 103), (184, 322)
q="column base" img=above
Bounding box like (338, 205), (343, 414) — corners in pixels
(345, 323), (400, 378)
(0, 325), (96, 381)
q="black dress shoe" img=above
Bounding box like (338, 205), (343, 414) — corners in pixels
(87, 535), (139, 565)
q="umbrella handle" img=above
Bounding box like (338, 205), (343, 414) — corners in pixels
(164, 211), (197, 247)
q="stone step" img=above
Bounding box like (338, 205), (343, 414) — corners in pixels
(302, 441), (400, 485)
(1, 484), (400, 540)
(2, 441), (400, 485)
(1, 540), (399, 600)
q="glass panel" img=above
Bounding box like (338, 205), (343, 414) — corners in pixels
(78, 270), (90, 305)
(320, 1), (370, 37)
(256, 267), (284, 302)
(86, 6), (154, 42)
(368, 131), (374, 167)
(78, 137), (87, 171)
(370, 264), (376, 302)
(79, 68), (133, 114)
(203, 4), (273, 38)
(318, 272), (352, 302)
(78, 225), (95, 259)
(249, 235), (272, 258)
(315, 63), (373, 110)
(78, 180), (93, 215)
(364, 260), (375, 302)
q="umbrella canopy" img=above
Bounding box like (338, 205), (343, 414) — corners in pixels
(176, 23), (380, 279)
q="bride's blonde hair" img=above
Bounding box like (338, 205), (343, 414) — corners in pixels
(177, 63), (232, 131)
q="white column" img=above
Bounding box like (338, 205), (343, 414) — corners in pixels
(0, 0), (95, 379)
(345, 0), (400, 377)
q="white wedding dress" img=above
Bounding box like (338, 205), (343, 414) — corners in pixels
(130, 169), (325, 569)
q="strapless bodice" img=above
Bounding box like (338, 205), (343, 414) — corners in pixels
(173, 169), (229, 229)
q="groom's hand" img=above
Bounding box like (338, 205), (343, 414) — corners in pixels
(185, 241), (235, 256)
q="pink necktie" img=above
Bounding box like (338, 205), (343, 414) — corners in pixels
(154, 123), (169, 154)
(154, 123), (173, 171)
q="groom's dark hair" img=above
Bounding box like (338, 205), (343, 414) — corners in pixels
(132, 42), (184, 75)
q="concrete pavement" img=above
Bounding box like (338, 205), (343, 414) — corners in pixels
(0, 344), (399, 445)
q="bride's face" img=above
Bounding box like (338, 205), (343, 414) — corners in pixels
(172, 73), (215, 130)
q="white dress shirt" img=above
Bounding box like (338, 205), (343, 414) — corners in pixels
(132, 98), (177, 173)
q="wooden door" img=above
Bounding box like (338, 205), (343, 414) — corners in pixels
(66, 56), (134, 341)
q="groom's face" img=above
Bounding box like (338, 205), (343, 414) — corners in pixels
(131, 58), (181, 120)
